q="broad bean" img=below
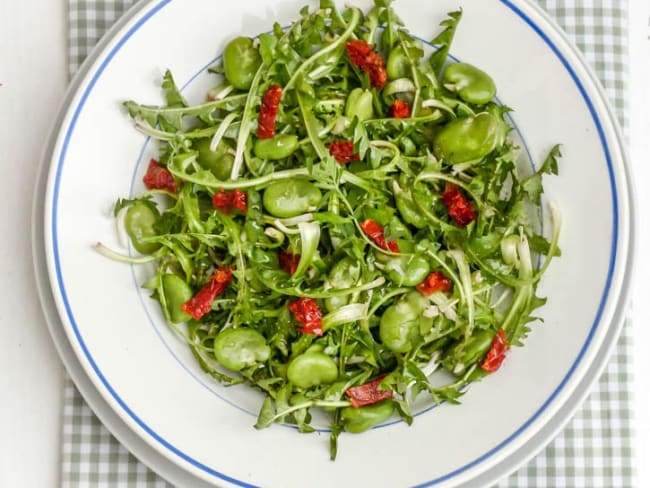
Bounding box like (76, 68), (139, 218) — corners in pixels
(287, 352), (338, 389)
(443, 62), (496, 105)
(161, 274), (192, 324)
(223, 37), (262, 90)
(253, 134), (299, 160)
(341, 400), (395, 433)
(263, 179), (321, 218)
(345, 88), (374, 122)
(433, 113), (499, 164)
(379, 292), (431, 353)
(125, 203), (161, 254)
(325, 257), (361, 312)
(385, 254), (431, 287)
(195, 138), (233, 180)
(214, 328), (271, 371)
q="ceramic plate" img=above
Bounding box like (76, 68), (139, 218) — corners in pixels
(40, 0), (634, 486)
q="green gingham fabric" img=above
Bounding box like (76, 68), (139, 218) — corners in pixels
(63, 1), (633, 486)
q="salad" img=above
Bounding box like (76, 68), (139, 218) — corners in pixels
(99, 0), (561, 459)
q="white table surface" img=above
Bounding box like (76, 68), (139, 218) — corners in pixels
(0, 1), (648, 487)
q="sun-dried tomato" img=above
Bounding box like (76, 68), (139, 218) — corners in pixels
(287, 297), (323, 336)
(142, 159), (178, 193)
(345, 40), (373, 65)
(390, 99), (410, 119)
(441, 183), (476, 227)
(416, 271), (452, 296)
(360, 219), (399, 252)
(279, 250), (300, 275)
(212, 190), (233, 214)
(257, 84), (282, 139)
(232, 189), (248, 213)
(328, 140), (359, 164)
(346, 375), (393, 408)
(180, 267), (233, 320)
(212, 189), (247, 214)
(480, 329), (510, 373)
(345, 40), (387, 89)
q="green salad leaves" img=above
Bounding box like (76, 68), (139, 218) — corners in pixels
(102, 0), (561, 459)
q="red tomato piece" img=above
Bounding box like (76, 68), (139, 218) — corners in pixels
(345, 40), (387, 89)
(287, 298), (323, 336)
(441, 183), (476, 227)
(232, 189), (248, 213)
(363, 51), (388, 89)
(360, 219), (399, 253)
(387, 240), (400, 253)
(390, 99), (410, 119)
(328, 140), (359, 164)
(212, 190), (233, 214)
(480, 329), (510, 373)
(212, 189), (247, 214)
(416, 271), (453, 296)
(279, 250), (300, 275)
(180, 267), (233, 320)
(345, 39), (373, 66)
(346, 375), (393, 408)
(142, 159), (178, 193)
(257, 84), (282, 139)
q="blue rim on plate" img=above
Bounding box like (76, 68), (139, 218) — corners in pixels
(48, 0), (620, 486)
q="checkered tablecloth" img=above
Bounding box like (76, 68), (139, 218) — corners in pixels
(63, 1), (634, 486)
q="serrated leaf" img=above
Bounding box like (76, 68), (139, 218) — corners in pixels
(161, 70), (187, 108)
(522, 174), (543, 205)
(255, 396), (277, 429)
(539, 144), (561, 176)
(259, 33), (278, 66)
(429, 9), (463, 75)
(528, 234), (562, 257)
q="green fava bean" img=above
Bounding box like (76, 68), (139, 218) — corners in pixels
(325, 257), (361, 312)
(394, 185), (426, 229)
(443, 62), (496, 105)
(379, 298), (423, 353)
(223, 37), (262, 90)
(263, 179), (321, 218)
(386, 47), (409, 80)
(287, 352), (338, 389)
(214, 328), (271, 372)
(433, 113), (499, 164)
(195, 138), (234, 180)
(405, 290), (429, 312)
(253, 134), (299, 161)
(345, 88), (374, 122)
(161, 274), (193, 324)
(125, 203), (161, 254)
(442, 329), (495, 374)
(385, 254), (431, 287)
(341, 400), (395, 433)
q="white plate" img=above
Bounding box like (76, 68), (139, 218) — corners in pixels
(39, 0), (634, 486)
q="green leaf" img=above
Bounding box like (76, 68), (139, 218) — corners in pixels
(539, 144), (561, 176)
(429, 9), (463, 75)
(113, 196), (157, 216)
(259, 33), (278, 66)
(329, 414), (342, 461)
(352, 118), (371, 159)
(469, 233), (501, 258)
(255, 396), (277, 429)
(528, 234), (562, 257)
(521, 174), (543, 205)
(161, 70), (187, 108)
(123, 95), (247, 132)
